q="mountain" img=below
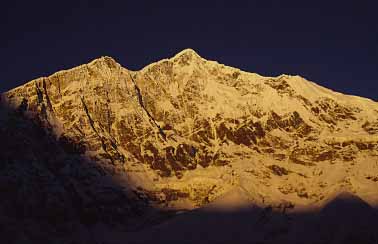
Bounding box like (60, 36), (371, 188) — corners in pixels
(1, 49), (378, 243)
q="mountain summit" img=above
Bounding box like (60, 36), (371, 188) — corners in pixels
(1, 49), (378, 243)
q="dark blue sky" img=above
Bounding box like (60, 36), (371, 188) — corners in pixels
(1, 0), (377, 100)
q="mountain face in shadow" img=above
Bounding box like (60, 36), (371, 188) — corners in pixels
(123, 190), (378, 244)
(0, 99), (167, 243)
(1, 49), (378, 243)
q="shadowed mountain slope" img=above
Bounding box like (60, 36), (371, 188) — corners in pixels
(123, 190), (378, 244)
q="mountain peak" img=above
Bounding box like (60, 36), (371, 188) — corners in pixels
(139, 48), (204, 72)
(174, 48), (200, 56)
(171, 48), (203, 62)
(88, 56), (121, 69)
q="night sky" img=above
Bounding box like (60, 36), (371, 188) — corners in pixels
(2, 1), (377, 100)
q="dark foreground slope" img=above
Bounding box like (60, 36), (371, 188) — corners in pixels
(123, 189), (378, 244)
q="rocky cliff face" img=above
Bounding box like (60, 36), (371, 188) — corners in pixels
(2, 49), (378, 243)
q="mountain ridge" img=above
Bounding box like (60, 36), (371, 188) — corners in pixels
(7, 49), (377, 104)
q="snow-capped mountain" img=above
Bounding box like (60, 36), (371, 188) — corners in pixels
(1, 49), (378, 243)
